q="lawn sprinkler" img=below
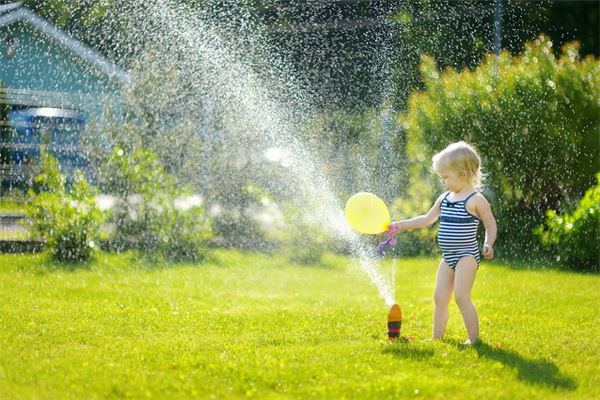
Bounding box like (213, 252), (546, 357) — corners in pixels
(387, 304), (402, 340)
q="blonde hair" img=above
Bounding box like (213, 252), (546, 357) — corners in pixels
(432, 141), (484, 190)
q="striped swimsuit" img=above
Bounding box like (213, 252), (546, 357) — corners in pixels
(438, 192), (481, 269)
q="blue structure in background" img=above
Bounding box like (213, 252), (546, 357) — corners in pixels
(0, 2), (130, 189)
(8, 108), (87, 176)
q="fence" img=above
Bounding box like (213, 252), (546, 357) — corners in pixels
(0, 211), (45, 253)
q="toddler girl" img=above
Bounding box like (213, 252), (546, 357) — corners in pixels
(392, 141), (497, 344)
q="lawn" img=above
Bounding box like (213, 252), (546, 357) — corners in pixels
(0, 250), (598, 399)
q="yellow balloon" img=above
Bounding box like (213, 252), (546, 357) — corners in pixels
(344, 192), (391, 234)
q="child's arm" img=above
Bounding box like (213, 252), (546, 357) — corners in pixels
(473, 195), (497, 259)
(391, 193), (445, 231)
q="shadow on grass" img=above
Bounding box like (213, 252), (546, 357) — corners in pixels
(30, 258), (95, 275)
(13, 251), (137, 275)
(382, 341), (435, 360)
(5, 251), (94, 275)
(453, 340), (577, 390)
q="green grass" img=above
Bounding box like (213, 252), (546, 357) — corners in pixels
(0, 250), (598, 399)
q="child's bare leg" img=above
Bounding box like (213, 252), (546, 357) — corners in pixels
(432, 259), (454, 339)
(454, 257), (479, 343)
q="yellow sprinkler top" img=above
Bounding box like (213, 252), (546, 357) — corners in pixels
(388, 304), (403, 322)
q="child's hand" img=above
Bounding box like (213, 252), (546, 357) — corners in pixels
(387, 222), (404, 234)
(482, 243), (494, 259)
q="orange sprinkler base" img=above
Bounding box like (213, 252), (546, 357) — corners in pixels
(387, 304), (402, 340)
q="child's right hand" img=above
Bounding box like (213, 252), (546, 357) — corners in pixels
(387, 221), (404, 234)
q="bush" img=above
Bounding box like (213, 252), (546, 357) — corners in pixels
(399, 36), (600, 255)
(535, 174), (600, 271)
(389, 176), (438, 257)
(298, 108), (407, 204)
(26, 152), (103, 262)
(99, 146), (213, 262)
(209, 181), (272, 251)
(269, 204), (333, 265)
(211, 212), (270, 250)
(158, 204), (213, 263)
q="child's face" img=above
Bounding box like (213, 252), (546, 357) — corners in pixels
(437, 167), (466, 192)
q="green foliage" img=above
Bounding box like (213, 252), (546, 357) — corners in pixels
(0, 189), (29, 213)
(158, 204), (213, 263)
(400, 36), (600, 256)
(82, 50), (204, 188)
(211, 212), (268, 250)
(209, 181), (272, 251)
(535, 173), (600, 271)
(389, 177), (438, 257)
(299, 107), (407, 204)
(391, 1), (599, 110)
(269, 203), (332, 265)
(82, 52), (269, 252)
(99, 145), (213, 262)
(23, 0), (113, 28)
(25, 151), (103, 262)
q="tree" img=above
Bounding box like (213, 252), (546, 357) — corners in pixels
(390, 0), (599, 110)
(399, 36), (599, 257)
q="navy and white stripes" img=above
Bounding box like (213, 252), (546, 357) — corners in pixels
(438, 192), (481, 269)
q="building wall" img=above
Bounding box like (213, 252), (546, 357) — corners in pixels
(0, 20), (124, 114)
(0, 17), (128, 189)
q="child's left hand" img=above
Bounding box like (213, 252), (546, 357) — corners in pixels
(482, 244), (494, 259)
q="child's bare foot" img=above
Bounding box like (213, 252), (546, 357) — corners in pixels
(420, 337), (442, 343)
(461, 338), (481, 346)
